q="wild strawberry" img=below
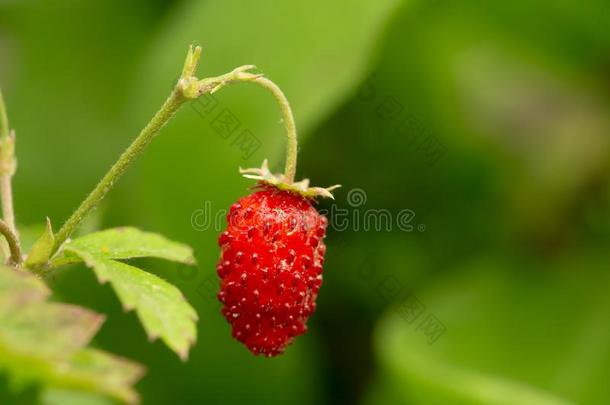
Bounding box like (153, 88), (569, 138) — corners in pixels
(217, 160), (338, 356)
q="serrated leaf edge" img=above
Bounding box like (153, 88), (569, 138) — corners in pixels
(65, 247), (198, 361)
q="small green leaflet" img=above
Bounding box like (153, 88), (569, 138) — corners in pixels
(0, 265), (144, 404)
(52, 227), (195, 267)
(55, 228), (199, 360)
(24, 218), (54, 268)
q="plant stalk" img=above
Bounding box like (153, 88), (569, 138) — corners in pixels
(0, 90), (8, 139)
(194, 71), (298, 183)
(52, 89), (186, 253)
(250, 77), (297, 183)
(0, 173), (16, 234)
(0, 88), (19, 264)
(51, 45), (300, 256)
(0, 218), (22, 266)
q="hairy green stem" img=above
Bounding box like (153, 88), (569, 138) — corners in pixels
(52, 89), (186, 252)
(0, 89), (19, 263)
(250, 77), (297, 183)
(51, 45), (300, 256)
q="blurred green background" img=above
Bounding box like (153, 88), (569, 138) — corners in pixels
(1, 0), (610, 404)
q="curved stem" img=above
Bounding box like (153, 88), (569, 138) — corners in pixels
(52, 89), (186, 252)
(0, 218), (22, 266)
(196, 72), (299, 183)
(250, 77), (298, 183)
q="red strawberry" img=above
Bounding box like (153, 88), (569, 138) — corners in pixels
(217, 183), (329, 356)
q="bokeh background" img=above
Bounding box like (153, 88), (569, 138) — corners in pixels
(1, 0), (610, 404)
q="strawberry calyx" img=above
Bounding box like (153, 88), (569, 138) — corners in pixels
(240, 159), (340, 199)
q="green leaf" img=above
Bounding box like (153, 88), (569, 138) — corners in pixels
(67, 248), (198, 360)
(0, 265), (49, 307)
(0, 346), (144, 405)
(25, 218), (55, 268)
(49, 227), (198, 359)
(0, 301), (104, 359)
(375, 313), (573, 405)
(41, 388), (116, 405)
(52, 227), (195, 267)
(0, 266), (144, 404)
(135, 0), (404, 139)
(39, 349), (144, 405)
(372, 257), (610, 405)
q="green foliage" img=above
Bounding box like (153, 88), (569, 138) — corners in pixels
(0, 265), (143, 404)
(25, 218), (54, 268)
(49, 227), (198, 359)
(369, 257), (610, 404)
(52, 227), (195, 267)
(0, 224), (198, 402)
(66, 248), (198, 360)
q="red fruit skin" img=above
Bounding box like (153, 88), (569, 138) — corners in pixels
(217, 185), (328, 357)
